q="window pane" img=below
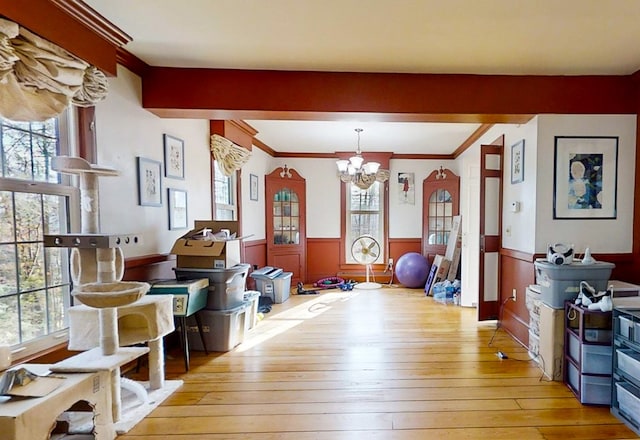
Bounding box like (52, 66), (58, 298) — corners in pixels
(18, 243), (45, 290)
(0, 295), (19, 344)
(0, 191), (14, 242)
(48, 286), (70, 332)
(2, 125), (33, 180)
(0, 243), (17, 295)
(15, 192), (43, 243)
(43, 194), (66, 235)
(46, 247), (66, 286)
(20, 290), (47, 341)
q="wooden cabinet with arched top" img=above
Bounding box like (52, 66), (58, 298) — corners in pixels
(422, 167), (459, 263)
(266, 166), (306, 285)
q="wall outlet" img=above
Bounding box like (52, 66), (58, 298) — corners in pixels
(388, 258), (394, 268)
(512, 288), (517, 301)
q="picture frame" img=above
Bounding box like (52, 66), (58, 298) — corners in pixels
(137, 157), (162, 207)
(398, 172), (415, 204)
(168, 188), (188, 230)
(163, 134), (185, 179)
(553, 136), (618, 220)
(511, 139), (525, 184)
(250, 173), (259, 201)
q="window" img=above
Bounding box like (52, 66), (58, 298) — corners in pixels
(0, 113), (77, 360)
(212, 160), (237, 220)
(345, 182), (385, 264)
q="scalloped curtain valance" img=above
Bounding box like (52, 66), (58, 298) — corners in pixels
(0, 17), (108, 122)
(210, 134), (252, 176)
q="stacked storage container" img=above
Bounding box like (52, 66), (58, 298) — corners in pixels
(175, 263), (251, 352)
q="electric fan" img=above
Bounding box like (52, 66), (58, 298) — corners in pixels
(350, 235), (382, 289)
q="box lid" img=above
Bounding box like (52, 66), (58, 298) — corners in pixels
(149, 278), (209, 293)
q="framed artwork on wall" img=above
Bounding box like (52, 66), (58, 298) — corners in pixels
(137, 157), (162, 207)
(163, 134), (185, 179)
(398, 172), (415, 204)
(168, 188), (188, 229)
(250, 173), (259, 201)
(553, 136), (618, 219)
(511, 139), (524, 184)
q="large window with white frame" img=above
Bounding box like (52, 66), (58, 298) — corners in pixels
(345, 181), (385, 264)
(212, 160), (237, 220)
(0, 112), (78, 360)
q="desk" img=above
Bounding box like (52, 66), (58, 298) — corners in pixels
(148, 278), (209, 371)
(0, 365), (114, 440)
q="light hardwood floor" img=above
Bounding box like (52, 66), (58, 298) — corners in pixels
(120, 287), (638, 439)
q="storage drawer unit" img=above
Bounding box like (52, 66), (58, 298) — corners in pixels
(564, 301), (613, 405)
(611, 307), (640, 436)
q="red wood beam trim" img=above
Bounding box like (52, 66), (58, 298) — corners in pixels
(452, 123), (495, 158)
(117, 47), (149, 78)
(253, 138), (276, 156)
(142, 68), (635, 118)
(210, 120), (254, 151)
(0, 0), (128, 76)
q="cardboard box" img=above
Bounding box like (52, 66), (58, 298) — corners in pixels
(445, 215), (462, 281)
(171, 220), (242, 269)
(425, 255), (450, 296)
(538, 302), (564, 381)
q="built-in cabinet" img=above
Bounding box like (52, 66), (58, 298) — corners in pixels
(265, 166), (306, 285)
(422, 167), (459, 263)
(611, 308), (640, 436)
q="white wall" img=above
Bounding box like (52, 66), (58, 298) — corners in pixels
(388, 159), (459, 238)
(241, 147), (272, 241)
(535, 114), (636, 254)
(95, 66), (211, 258)
(499, 118), (539, 254)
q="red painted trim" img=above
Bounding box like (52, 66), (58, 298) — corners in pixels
(0, 0), (125, 75)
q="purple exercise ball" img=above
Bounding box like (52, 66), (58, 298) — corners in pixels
(395, 252), (430, 288)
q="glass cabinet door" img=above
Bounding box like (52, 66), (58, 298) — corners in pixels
(272, 187), (300, 245)
(427, 189), (453, 245)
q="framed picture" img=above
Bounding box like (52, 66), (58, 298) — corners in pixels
(398, 172), (415, 204)
(163, 134), (185, 179)
(250, 173), (259, 201)
(168, 188), (188, 230)
(511, 139), (525, 184)
(553, 136), (618, 219)
(137, 157), (162, 206)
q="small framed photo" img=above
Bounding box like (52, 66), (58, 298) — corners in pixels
(163, 134), (185, 179)
(137, 157), (162, 207)
(250, 173), (259, 201)
(168, 188), (188, 230)
(553, 136), (618, 220)
(511, 139), (525, 184)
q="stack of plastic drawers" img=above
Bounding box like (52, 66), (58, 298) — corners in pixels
(564, 301), (613, 405)
(175, 263), (252, 352)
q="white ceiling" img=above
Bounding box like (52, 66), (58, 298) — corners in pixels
(84, 0), (640, 154)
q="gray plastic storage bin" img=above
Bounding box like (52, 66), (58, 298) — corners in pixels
(533, 260), (615, 309)
(244, 290), (260, 330)
(186, 301), (249, 352)
(175, 263), (250, 310)
(250, 267), (292, 303)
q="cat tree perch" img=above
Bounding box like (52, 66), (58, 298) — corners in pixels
(43, 156), (173, 425)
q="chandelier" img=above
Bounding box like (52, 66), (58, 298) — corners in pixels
(336, 128), (389, 190)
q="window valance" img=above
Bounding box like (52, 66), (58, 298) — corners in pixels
(210, 134), (251, 177)
(0, 17), (108, 122)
